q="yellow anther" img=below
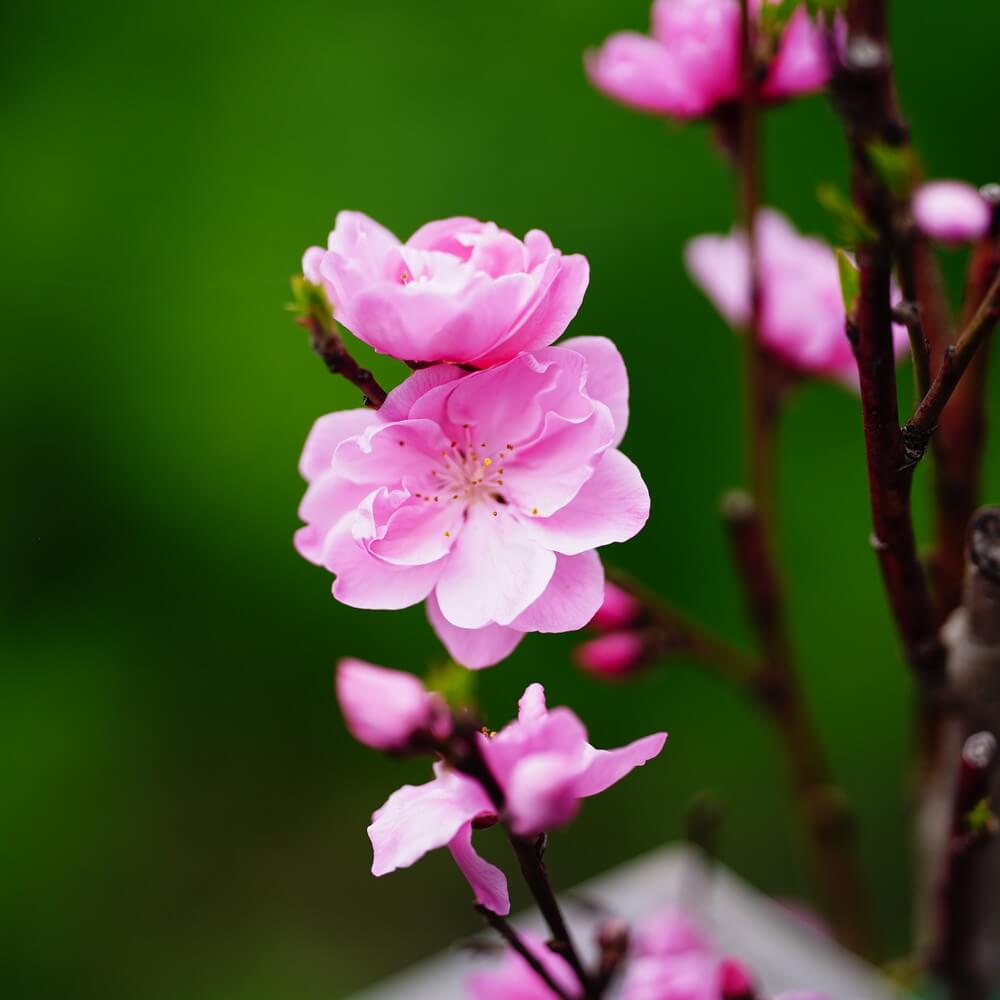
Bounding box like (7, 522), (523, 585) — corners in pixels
(531, 507), (539, 515)
(483, 458), (493, 467)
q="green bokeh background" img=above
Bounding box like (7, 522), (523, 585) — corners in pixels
(3, 1), (999, 996)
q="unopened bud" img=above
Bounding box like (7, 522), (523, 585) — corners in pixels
(590, 582), (643, 631)
(574, 632), (647, 678)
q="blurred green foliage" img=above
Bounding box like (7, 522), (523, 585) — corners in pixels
(2, 1), (999, 997)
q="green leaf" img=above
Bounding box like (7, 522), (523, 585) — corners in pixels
(817, 183), (876, 243)
(836, 248), (860, 315)
(287, 275), (335, 334)
(425, 659), (478, 712)
(760, 0), (798, 36)
(966, 797), (998, 836)
(866, 141), (918, 197)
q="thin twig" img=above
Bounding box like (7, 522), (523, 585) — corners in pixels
(904, 269), (1000, 470)
(929, 226), (1000, 618)
(299, 313), (388, 408)
(474, 904), (572, 1000)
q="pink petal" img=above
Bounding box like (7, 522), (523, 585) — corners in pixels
(447, 821), (510, 915)
(294, 475), (371, 565)
(573, 731), (667, 798)
(473, 253), (590, 366)
(590, 581), (642, 630)
(762, 6), (831, 101)
(634, 907), (713, 958)
(913, 180), (992, 244)
(368, 765), (495, 876)
(684, 232), (751, 328)
(575, 632), (648, 678)
(512, 551), (605, 633)
(298, 409), (381, 482)
(378, 364), (467, 422)
(426, 593), (525, 670)
(523, 449), (650, 555)
(559, 336), (630, 446)
(335, 658), (443, 751)
(406, 216), (487, 257)
(324, 517), (446, 610)
(332, 419), (449, 485)
(505, 751), (583, 835)
(434, 505), (557, 629)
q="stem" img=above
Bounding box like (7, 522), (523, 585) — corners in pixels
(507, 833), (594, 998)
(298, 314), (387, 408)
(904, 269), (1000, 471)
(474, 904), (572, 1000)
(722, 491), (877, 958)
(930, 228), (1000, 619)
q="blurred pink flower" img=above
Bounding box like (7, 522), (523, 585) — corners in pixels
(586, 0), (830, 121)
(912, 180), (992, 244)
(294, 339), (649, 668)
(335, 658), (449, 752)
(575, 631), (648, 678)
(685, 208), (909, 389)
(302, 212), (589, 366)
(466, 930), (581, 999)
(590, 581), (643, 631)
(368, 683), (666, 912)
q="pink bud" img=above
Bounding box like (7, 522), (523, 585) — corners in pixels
(912, 180), (992, 244)
(335, 658), (449, 752)
(719, 956), (755, 998)
(575, 632), (648, 678)
(590, 582), (643, 631)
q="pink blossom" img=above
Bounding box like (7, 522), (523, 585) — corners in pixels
(585, 1), (830, 121)
(466, 931), (581, 999)
(367, 683), (667, 912)
(685, 208), (910, 390)
(633, 908), (713, 958)
(575, 632), (648, 678)
(302, 212), (589, 366)
(912, 180), (992, 244)
(335, 658), (449, 752)
(718, 957), (755, 998)
(590, 581), (643, 631)
(294, 338), (649, 669)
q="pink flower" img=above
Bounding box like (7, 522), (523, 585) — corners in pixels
(685, 208), (909, 390)
(368, 683), (667, 913)
(590, 581), (643, 631)
(466, 931), (581, 999)
(294, 339), (650, 669)
(575, 632), (649, 678)
(586, 1), (830, 121)
(912, 180), (992, 244)
(302, 212), (589, 366)
(335, 658), (449, 752)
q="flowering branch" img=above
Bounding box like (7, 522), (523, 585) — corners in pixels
(833, 3), (948, 713)
(473, 904), (573, 1000)
(289, 277), (387, 408)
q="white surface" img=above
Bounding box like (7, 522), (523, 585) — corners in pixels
(349, 845), (907, 999)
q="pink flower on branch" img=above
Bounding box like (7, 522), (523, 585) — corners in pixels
(335, 658), (450, 752)
(302, 212), (589, 367)
(685, 208), (910, 390)
(367, 683), (666, 914)
(912, 180), (993, 244)
(586, 0), (831, 122)
(294, 339), (649, 669)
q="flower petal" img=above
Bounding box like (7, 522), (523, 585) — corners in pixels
(447, 821), (510, 915)
(559, 336), (630, 445)
(573, 732), (667, 798)
(299, 409), (381, 482)
(511, 551), (605, 633)
(426, 593), (525, 669)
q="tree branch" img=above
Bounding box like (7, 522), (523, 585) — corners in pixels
(474, 904), (573, 1000)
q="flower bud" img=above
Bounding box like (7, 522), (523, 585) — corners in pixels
(590, 582), (643, 631)
(912, 180), (991, 244)
(574, 632), (648, 678)
(719, 957), (756, 999)
(335, 658), (449, 752)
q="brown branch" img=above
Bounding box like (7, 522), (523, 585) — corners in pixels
(832, 5), (947, 709)
(722, 491), (877, 958)
(930, 224), (1000, 619)
(934, 509), (1000, 999)
(298, 313), (387, 408)
(474, 904), (573, 1000)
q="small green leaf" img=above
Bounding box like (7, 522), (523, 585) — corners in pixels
(966, 797), (998, 836)
(836, 248), (860, 314)
(866, 141), (918, 197)
(425, 660), (478, 712)
(817, 183), (876, 243)
(288, 276), (335, 334)
(759, 0), (798, 37)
